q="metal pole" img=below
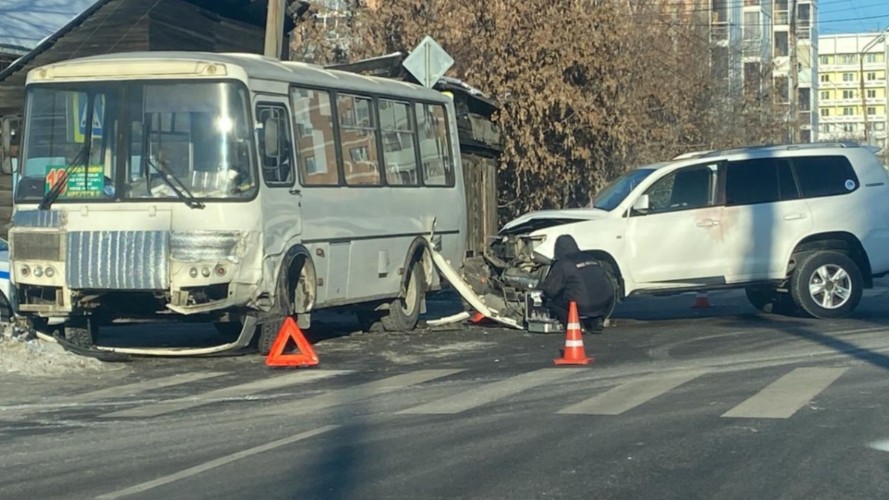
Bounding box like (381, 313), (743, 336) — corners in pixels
(789, 0), (798, 143)
(861, 46), (868, 144)
(859, 27), (889, 146)
(264, 0), (286, 59)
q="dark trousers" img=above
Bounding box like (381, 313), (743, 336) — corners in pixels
(548, 298), (605, 333)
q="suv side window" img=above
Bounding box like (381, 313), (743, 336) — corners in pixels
(645, 165), (714, 213)
(725, 158), (799, 206)
(794, 156), (858, 198)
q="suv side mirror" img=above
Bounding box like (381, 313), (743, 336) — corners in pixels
(632, 194), (650, 214)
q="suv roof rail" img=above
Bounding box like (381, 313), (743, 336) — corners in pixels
(694, 141), (862, 158)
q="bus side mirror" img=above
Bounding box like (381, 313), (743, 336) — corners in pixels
(263, 118), (280, 157)
(632, 194), (650, 214)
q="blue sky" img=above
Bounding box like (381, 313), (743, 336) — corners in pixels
(819, 0), (889, 35)
(0, 0), (97, 53)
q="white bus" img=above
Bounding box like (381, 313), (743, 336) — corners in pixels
(10, 52), (466, 354)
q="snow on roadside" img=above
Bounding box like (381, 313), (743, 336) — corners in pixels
(0, 326), (106, 376)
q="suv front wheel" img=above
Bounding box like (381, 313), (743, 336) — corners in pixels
(790, 251), (863, 319)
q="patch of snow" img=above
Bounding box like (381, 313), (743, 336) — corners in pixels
(0, 325), (106, 376)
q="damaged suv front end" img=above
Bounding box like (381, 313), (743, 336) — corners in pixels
(463, 167), (658, 329)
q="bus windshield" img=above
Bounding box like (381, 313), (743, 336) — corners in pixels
(17, 81), (257, 203)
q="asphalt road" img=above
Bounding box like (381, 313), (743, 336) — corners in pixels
(2, 284), (889, 499)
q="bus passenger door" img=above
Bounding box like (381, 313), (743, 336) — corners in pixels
(255, 100), (301, 261)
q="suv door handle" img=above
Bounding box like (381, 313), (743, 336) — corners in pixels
(783, 213), (807, 220)
(696, 219), (719, 227)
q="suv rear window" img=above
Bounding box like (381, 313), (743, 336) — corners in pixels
(793, 156), (858, 198)
(725, 158), (798, 206)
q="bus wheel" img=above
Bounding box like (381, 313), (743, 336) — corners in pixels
(257, 318), (284, 355)
(64, 317), (97, 347)
(381, 263), (423, 332)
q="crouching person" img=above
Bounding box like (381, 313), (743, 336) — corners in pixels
(539, 235), (615, 333)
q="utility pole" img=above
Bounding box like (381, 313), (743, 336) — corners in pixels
(264, 0), (286, 59)
(859, 27), (889, 145)
(788, 0), (799, 143)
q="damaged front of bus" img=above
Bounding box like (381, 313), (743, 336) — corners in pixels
(9, 54), (269, 351)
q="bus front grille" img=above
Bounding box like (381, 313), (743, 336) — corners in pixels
(12, 232), (63, 261)
(66, 231), (170, 290)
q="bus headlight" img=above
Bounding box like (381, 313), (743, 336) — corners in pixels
(44, 266), (56, 278)
(19, 265), (30, 277)
(201, 267), (211, 278)
(189, 267), (199, 278)
(33, 266), (43, 278)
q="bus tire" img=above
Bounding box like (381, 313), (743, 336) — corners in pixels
(64, 317), (96, 347)
(380, 262), (423, 332)
(257, 318), (285, 355)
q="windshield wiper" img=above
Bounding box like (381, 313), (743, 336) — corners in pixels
(145, 157), (205, 209)
(38, 146), (88, 210)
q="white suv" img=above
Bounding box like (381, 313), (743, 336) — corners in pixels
(468, 143), (889, 322)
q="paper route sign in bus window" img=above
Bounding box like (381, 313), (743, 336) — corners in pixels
(45, 165), (105, 198)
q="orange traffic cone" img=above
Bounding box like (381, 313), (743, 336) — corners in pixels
(554, 302), (593, 366)
(692, 292), (712, 309)
(266, 316), (319, 368)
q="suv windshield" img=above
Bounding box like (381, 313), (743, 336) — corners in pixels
(17, 81), (256, 203)
(593, 168), (655, 211)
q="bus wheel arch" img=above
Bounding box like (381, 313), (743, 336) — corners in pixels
(379, 238), (430, 332)
(278, 245), (317, 315)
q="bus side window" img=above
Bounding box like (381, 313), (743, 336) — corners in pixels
(290, 87), (340, 186)
(256, 104), (294, 186)
(416, 103), (454, 187)
(379, 98), (418, 186)
(337, 94), (381, 186)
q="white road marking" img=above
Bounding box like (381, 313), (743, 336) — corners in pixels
(557, 369), (709, 415)
(94, 425), (338, 499)
(101, 370), (350, 418)
(396, 368), (581, 415)
(260, 369), (463, 416)
(722, 367), (847, 419)
(867, 439), (889, 452)
(72, 372), (229, 402)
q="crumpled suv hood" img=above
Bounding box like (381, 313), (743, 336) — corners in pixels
(499, 208), (609, 235)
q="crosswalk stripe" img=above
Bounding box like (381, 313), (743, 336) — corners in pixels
(69, 372), (229, 403)
(260, 369), (464, 417)
(721, 367), (847, 419)
(396, 368), (581, 415)
(557, 369), (709, 416)
(101, 370), (351, 418)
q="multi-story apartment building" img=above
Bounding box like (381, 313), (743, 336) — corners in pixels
(771, 0), (818, 142)
(817, 33), (888, 150)
(687, 1), (816, 142)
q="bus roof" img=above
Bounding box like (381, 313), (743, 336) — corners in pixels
(26, 51), (452, 103)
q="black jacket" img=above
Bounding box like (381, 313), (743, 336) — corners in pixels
(539, 235), (614, 316)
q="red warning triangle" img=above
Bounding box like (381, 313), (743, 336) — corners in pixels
(265, 316), (319, 367)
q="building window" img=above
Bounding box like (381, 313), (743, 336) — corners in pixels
(743, 12), (760, 41)
(865, 53), (880, 64)
(875, 123), (886, 131)
(821, 90), (830, 100)
(820, 108), (830, 117)
(843, 124), (855, 133)
(819, 55), (830, 65)
(842, 90), (854, 99)
(774, 32), (788, 57)
(821, 124), (832, 134)
(843, 73), (855, 82)
(868, 89), (877, 99)
(868, 107), (877, 116)
(838, 54), (858, 65)
(867, 72), (877, 81)
(843, 107), (854, 116)
(820, 74), (830, 83)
